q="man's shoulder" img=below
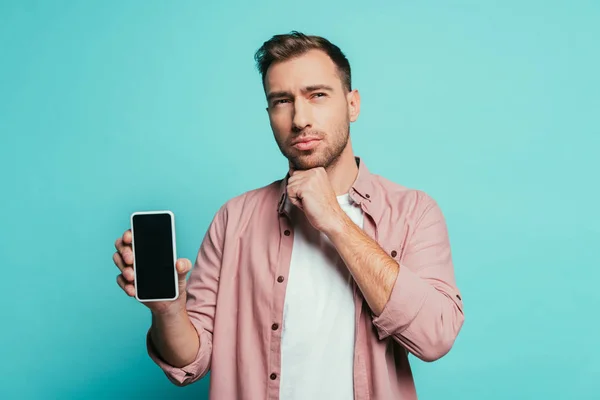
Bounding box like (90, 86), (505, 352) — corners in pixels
(368, 172), (440, 216)
(371, 173), (435, 202)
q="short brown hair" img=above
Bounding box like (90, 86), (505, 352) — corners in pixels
(254, 31), (352, 92)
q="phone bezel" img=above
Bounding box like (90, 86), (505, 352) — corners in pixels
(129, 210), (179, 302)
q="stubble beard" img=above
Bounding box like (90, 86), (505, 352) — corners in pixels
(276, 121), (350, 171)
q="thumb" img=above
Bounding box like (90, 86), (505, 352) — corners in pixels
(289, 195), (303, 210)
(176, 258), (192, 281)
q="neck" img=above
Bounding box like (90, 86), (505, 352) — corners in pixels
(324, 139), (359, 196)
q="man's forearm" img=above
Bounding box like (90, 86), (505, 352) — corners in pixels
(325, 212), (399, 316)
(149, 309), (200, 368)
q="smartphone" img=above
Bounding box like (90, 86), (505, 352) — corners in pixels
(130, 210), (179, 302)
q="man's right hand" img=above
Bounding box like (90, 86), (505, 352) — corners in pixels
(113, 229), (192, 315)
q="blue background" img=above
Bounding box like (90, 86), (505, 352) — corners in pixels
(1, 1), (598, 399)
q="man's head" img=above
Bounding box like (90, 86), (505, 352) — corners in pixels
(254, 31), (360, 170)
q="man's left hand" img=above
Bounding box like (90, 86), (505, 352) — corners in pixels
(286, 167), (346, 234)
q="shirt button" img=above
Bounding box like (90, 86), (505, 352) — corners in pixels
(271, 323), (279, 330)
(284, 229), (291, 236)
(270, 373), (277, 380)
(391, 250), (397, 257)
(457, 294), (461, 300)
(277, 276), (285, 283)
(365, 193), (370, 198)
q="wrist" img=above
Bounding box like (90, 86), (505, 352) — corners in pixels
(323, 209), (350, 238)
(151, 299), (187, 319)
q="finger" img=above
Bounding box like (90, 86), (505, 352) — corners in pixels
(287, 183), (302, 200)
(114, 237), (133, 264)
(287, 170), (306, 182)
(121, 266), (135, 282)
(123, 229), (132, 245)
(176, 258), (192, 277)
(114, 237), (123, 252)
(287, 174), (299, 185)
(121, 247), (133, 265)
(289, 196), (303, 210)
(117, 274), (135, 297)
(113, 251), (127, 272)
(286, 185), (303, 208)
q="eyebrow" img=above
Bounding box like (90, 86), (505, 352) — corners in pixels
(267, 84), (335, 102)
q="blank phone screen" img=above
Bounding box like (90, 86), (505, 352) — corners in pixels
(132, 213), (177, 301)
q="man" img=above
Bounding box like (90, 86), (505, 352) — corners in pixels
(113, 31), (464, 399)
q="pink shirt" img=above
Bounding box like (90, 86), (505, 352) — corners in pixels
(146, 157), (465, 399)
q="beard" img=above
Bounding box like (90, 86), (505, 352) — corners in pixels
(274, 120), (350, 171)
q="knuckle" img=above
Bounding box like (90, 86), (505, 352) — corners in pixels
(124, 267), (134, 280)
(123, 250), (132, 264)
(114, 254), (123, 269)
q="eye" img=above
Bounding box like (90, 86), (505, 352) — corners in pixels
(313, 92), (327, 98)
(273, 99), (290, 106)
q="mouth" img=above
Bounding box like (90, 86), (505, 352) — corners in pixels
(291, 137), (322, 151)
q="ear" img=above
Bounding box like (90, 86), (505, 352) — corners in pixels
(347, 89), (361, 122)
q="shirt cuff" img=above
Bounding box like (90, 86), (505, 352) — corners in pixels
(146, 322), (212, 386)
(371, 263), (430, 340)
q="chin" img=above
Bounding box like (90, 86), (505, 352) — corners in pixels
(289, 152), (330, 170)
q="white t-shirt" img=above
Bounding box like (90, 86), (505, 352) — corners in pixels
(279, 193), (364, 399)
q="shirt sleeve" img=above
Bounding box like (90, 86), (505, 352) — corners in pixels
(146, 204), (227, 385)
(371, 192), (465, 362)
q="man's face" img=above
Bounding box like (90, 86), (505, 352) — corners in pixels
(264, 49), (359, 170)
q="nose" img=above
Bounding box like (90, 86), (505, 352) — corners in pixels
(292, 98), (311, 133)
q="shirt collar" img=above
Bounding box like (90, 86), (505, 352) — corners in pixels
(277, 156), (375, 217)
